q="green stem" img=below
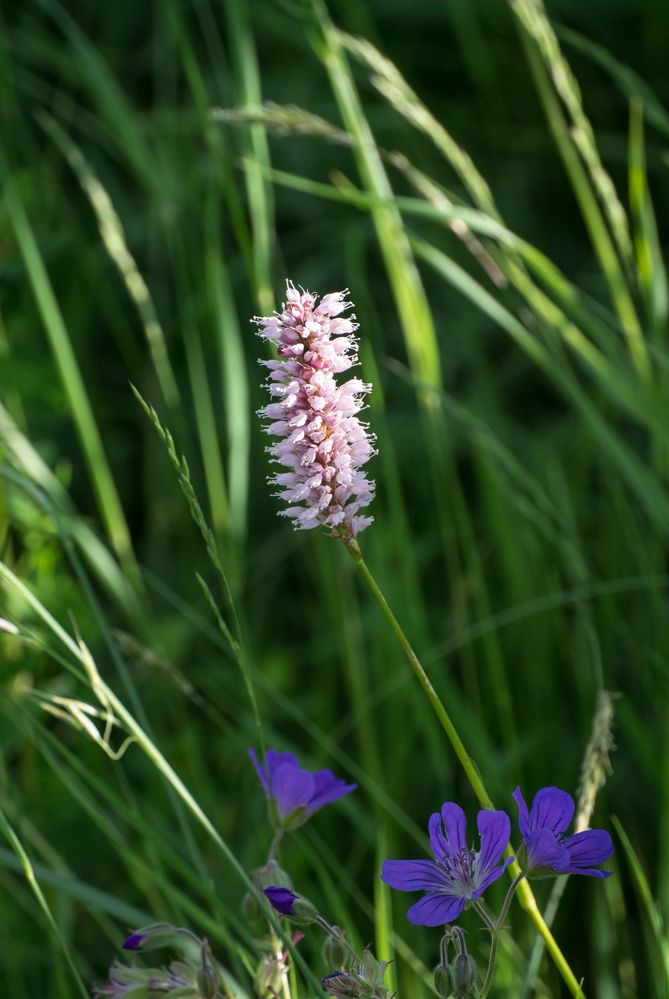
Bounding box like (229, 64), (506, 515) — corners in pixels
(474, 876), (524, 998)
(472, 901), (497, 999)
(345, 539), (492, 809)
(344, 539), (586, 999)
(496, 873), (525, 931)
(478, 934), (499, 999)
(472, 900), (495, 934)
(267, 828), (284, 864)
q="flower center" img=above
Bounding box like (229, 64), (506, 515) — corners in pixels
(441, 848), (476, 894)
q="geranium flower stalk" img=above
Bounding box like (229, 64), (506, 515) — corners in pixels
(256, 281), (375, 537)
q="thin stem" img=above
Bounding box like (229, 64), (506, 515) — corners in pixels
(472, 901), (497, 999)
(473, 876), (525, 997)
(472, 900), (495, 933)
(267, 828), (284, 864)
(478, 934), (499, 999)
(345, 539), (492, 809)
(344, 539), (586, 999)
(496, 872), (525, 931)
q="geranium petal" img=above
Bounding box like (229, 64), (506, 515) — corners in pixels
(406, 892), (465, 926)
(512, 786), (530, 840)
(248, 748), (269, 794)
(558, 830), (613, 876)
(429, 812), (449, 861)
(265, 749), (301, 777)
(270, 764), (315, 819)
(476, 809), (511, 878)
(525, 829), (569, 871)
(440, 802), (467, 854)
(381, 860), (448, 892)
(306, 770), (357, 814)
(529, 787), (574, 836)
(471, 855), (514, 898)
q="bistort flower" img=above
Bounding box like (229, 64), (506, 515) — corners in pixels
(255, 281), (375, 537)
(513, 786), (613, 877)
(381, 802), (513, 926)
(249, 748), (356, 829)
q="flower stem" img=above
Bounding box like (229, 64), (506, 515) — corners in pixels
(471, 902), (497, 999)
(479, 933), (499, 999)
(472, 877), (524, 998)
(344, 539), (586, 999)
(345, 539), (492, 809)
(267, 828), (284, 864)
(496, 873), (525, 931)
(472, 900), (495, 933)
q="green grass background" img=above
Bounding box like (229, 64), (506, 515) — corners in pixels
(1, 0), (668, 995)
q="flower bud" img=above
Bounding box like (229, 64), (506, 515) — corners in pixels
(320, 972), (364, 997)
(263, 886), (318, 926)
(241, 890), (260, 923)
(255, 953), (284, 997)
(450, 953), (477, 998)
(196, 941), (220, 999)
(122, 924), (184, 953)
(252, 860), (293, 890)
(264, 886), (298, 916)
(433, 962), (452, 998)
(322, 928), (351, 970)
(359, 948), (388, 988)
(92, 960), (152, 998)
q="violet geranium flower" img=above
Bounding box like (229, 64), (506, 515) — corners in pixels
(249, 748), (356, 829)
(264, 886), (298, 916)
(263, 886), (318, 926)
(255, 281), (375, 538)
(381, 802), (513, 926)
(513, 786), (613, 877)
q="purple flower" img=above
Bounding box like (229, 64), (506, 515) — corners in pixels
(121, 932), (144, 951)
(249, 748), (356, 829)
(255, 282), (375, 537)
(121, 923), (179, 952)
(264, 886), (298, 916)
(513, 786), (613, 877)
(381, 802), (513, 926)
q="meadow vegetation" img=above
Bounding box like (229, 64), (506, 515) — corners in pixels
(1, 0), (668, 995)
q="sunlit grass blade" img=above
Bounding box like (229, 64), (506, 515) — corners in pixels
(338, 30), (499, 217)
(129, 386), (263, 748)
(557, 23), (669, 140)
(0, 416), (138, 623)
(612, 816), (669, 996)
(628, 99), (668, 343)
(510, 0), (649, 378)
(223, 0), (275, 315)
(411, 236), (669, 537)
(306, 0), (442, 394)
(40, 1), (157, 190)
(39, 113), (181, 409)
(205, 228), (251, 550)
(0, 805), (89, 998)
(4, 187), (140, 581)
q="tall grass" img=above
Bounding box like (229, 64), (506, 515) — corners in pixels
(1, 1), (667, 996)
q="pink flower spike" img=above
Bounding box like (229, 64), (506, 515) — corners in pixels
(255, 282), (376, 538)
